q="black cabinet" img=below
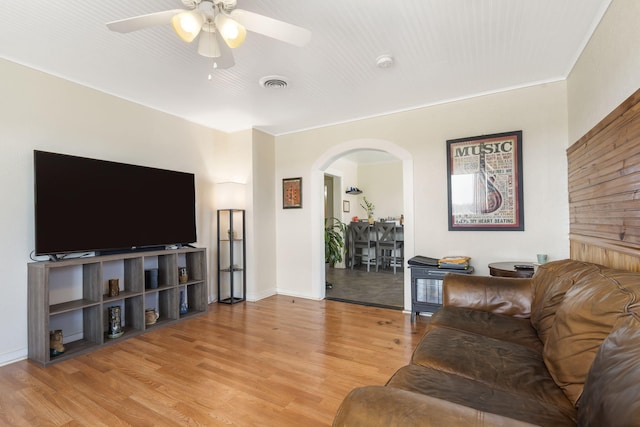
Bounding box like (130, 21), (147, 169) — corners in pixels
(409, 265), (474, 321)
(217, 209), (246, 304)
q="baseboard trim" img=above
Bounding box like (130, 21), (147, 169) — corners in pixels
(324, 296), (403, 310)
(0, 348), (27, 367)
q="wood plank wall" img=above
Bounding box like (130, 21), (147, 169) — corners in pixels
(567, 88), (640, 271)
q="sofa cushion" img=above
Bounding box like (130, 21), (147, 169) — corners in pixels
(443, 274), (533, 317)
(428, 306), (543, 352)
(388, 365), (577, 426)
(543, 266), (640, 405)
(333, 385), (542, 427)
(578, 314), (640, 426)
(412, 327), (570, 409)
(530, 260), (601, 344)
(530, 277), (574, 344)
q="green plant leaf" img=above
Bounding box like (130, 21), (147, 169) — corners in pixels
(324, 217), (346, 266)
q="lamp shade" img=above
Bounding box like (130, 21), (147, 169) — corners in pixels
(171, 10), (204, 42)
(214, 13), (246, 48)
(198, 23), (221, 57)
(216, 182), (246, 209)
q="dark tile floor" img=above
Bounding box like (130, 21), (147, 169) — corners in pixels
(325, 264), (404, 309)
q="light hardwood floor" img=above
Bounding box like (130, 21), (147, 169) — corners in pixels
(1, 295), (429, 426)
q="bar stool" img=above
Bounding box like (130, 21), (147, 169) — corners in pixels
(350, 221), (375, 271)
(374, 221), (404, 273)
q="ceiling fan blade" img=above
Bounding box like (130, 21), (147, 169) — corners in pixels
(229, 9), (311, 47)
(106, 9), (184, 33)
(211, 31), (235, 69)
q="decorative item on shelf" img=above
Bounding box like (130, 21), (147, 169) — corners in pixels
(180, 290), (189, 314)
(346, 186), (362, 194)
(361, 196), (375, 224)
(438, 256), (471, 270)
(145, 268), (159, 289)
(108, 278), (120, 297)
(145, 308), (159, 326)
(352, 216), (359, 222)
(400, 214), (404, 226)
(107, 306), (124, 339)
(178, 266), (188, 284)
(49, 329), (65, 357)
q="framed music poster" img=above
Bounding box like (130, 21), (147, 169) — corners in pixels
(446, 131), (524, 231)
(283, 177), (302, 209)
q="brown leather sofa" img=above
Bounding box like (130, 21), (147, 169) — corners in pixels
(333, 259), (640, 426)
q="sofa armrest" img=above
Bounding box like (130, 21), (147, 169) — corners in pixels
(442, 274), (533, 318)
(333, 386), (537, 427)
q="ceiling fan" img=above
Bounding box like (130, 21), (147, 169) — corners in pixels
(106, 0), (312, 69)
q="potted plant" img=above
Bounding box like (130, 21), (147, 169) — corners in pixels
(325, 217), (347, 266)
(361, 197), (375, 224)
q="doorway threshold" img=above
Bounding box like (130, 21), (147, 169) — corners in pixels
(324, 296), (402, 310)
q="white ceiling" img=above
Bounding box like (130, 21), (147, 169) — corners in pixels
(0, 0), (611, 136)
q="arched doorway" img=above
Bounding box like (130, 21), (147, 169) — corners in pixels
(311, 139), (414, 310)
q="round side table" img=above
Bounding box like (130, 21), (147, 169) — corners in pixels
(488, 262), (535, 278)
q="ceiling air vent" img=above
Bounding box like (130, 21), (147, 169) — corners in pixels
(259, 75), (289, 89)
(376, 54), (394, 68)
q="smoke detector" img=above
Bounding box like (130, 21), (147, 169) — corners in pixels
(259, 75), (289, 89)
(376, 54), (394, 68)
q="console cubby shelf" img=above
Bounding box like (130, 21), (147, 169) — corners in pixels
(28, 247), (208, 366)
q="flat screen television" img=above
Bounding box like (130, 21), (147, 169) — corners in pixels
(34, 150), (197, 256)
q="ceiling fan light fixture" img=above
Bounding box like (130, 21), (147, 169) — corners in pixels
(171, 10), (204, 42)
(214, 14), (246, 48)
(198, 23), (221, 58)
(220, 0), (238, 13)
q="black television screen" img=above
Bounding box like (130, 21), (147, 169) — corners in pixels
(34, 150), (197, 256)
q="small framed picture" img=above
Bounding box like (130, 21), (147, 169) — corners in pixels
(283, 177), (302, 209)
(343, 200), (350, 213)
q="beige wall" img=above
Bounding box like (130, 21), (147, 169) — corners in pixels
(275, 82), (570, 305)
(325, 157), (359, 226)
(0, 58), (225, 365)
(568, 0), (640, 142)
(357, 161), (403, 221)
(324, 156), (403, 222)
(249, 129), (277, 300)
